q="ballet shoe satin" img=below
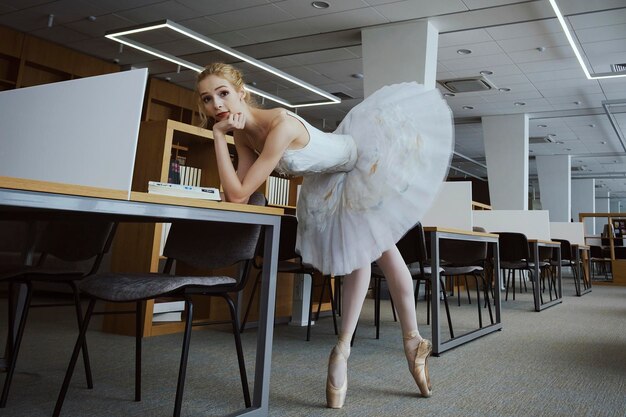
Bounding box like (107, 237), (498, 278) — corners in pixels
(410, 339), (432, 397)
(326, 346), (348, 408)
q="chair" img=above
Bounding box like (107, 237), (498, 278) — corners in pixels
(371, 222), (454, 339)
(240, 214), (338, 341)
(1, 219), (117, 408)
(496, 232), (536, 301)
(53, 193), (266, 417)
(439, 234), (494, 328)
(589, 245), (611, 280)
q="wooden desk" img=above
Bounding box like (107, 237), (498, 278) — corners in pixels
(424, 227), (502, 355)
(528, 239), (562, 311)
(0, 177), (282, 417)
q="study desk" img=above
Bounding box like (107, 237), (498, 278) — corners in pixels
(0, 177), (282, 417)
(528, 239), (562, 311)
(572, 244), (592, 296)
(425, 227), (502, 355)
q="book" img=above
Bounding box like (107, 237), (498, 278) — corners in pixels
(153, 300), (185, 314)
(148, 181), (221, 201)
(152, 311), (182, 322)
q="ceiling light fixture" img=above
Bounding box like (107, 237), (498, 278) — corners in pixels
(462, 105), (474, 110)
(351, 73), (363, 79)
(479, 70), (493, 76)
(537, 124), (548, 128)
(457, 49), (472, 55)
(443, 93), (455, 97)
(105, 20), (341, 108)
(498, 87), (510, 92)
(548, 0), (626, 79)
(311, 1), (330, 8)
(514, 102), (526, 106)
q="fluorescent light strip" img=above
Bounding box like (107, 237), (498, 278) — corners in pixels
(548, 0), (626, 80)
(106, 20), (341, 108)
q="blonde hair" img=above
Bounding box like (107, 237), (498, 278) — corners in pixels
(196, 63), (256, 128)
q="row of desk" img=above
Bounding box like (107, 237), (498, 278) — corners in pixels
(0, 178), (592, 415)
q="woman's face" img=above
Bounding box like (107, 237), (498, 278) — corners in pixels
(197, 74), (246, 121)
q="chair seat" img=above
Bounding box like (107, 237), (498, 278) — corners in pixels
(372, 262), (442, 277)
(0, 265), (84, 281)
(80, 273), (237, 302)
(441, 265), (483, 275)
(278, 260), (315, 274)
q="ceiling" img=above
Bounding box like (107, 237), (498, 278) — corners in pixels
(1, 0), (626, 205)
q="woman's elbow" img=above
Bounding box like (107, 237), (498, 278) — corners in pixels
(224, 191), (250, 205)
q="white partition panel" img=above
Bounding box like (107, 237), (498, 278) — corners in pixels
(0, 69), (148, 199)
(421, 181), (473, 231)
(473, 210), (551, 240)
(550, 222), (585, 245)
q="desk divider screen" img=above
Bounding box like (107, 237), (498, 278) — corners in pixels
(473, 210), (551, 240)
(0, 69), (148, 199)
(550, 222), (585, 245)
(421, 181), (473, 231)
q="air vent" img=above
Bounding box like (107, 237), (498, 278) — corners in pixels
(571, 166), (587, 172)
(331, 91), (353, 100)
(611, 63), (626, 72)
(437, 76), (496, 93)
(529, 136), (555, 144)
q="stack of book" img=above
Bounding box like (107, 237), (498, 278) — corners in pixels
(267, 176), (291, 206)
(152, 300), (185, 323)
(148, 181), (221, 201)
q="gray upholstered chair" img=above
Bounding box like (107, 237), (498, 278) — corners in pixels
(53, 193), (265, 417)
(240, 214), (338, 341)
(371, 222), (454, 340)
(1, 219), (117, 408)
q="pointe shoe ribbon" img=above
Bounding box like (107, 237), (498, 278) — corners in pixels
(326, 346), (348, 408)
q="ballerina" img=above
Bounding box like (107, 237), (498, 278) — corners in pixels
(196, 62), (454, 408)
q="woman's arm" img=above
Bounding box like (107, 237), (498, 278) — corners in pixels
(213, 114), (295, 204)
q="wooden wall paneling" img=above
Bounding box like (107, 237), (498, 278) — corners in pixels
(0, 26), (24, 57)
(131, 121), (169, 192)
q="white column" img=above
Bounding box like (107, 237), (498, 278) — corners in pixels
(572, 178), (595, 234)
(362, 20), (439, 96)
(482, 114), (529, 210)
(536, 155), (571, 222)
(595, 190), (610, 236)
(610, 200), (621, 213)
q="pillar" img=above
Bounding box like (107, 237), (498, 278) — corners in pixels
(536, 155), (571, 222)
(482, 114), (529, 210)
(572, 178), (595, 234)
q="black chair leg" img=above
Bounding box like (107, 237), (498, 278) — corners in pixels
(326, 276), (338, 336)
(69, 281), (94, 389)
(440, 278), (454, 339)
(223, 295), (251, 408)
(173, 299), (194, 417)
(53, 298), (96, 417)
(135, 301), (144, 402)
(1, 282), (32, 408)
(375, 277), (381, 339)
(240, 272), (261, 333)
(473, 275), (482, 328)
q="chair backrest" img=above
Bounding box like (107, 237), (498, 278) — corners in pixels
(495, 232), (530, 262)
(36, 219), (118, 275)
(439, 235), (488, 266)
(552, 238), (573, 261)
(163, 192), (265, 271)
(277, 214), (300, 261)
(396, 222), (428, 266)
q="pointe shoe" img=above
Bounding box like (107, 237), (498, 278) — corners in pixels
(326, 346), (348, 408)
(410, 339), (432, 397)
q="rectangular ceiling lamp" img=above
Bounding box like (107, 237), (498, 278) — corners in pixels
(105, 20), (341, 108)
(548, 0), (626, 80)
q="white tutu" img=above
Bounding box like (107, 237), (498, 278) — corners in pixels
(291, 82), (454, 276)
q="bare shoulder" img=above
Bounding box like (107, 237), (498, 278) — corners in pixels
(267, 108), (304, 134)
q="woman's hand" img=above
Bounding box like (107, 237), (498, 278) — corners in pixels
(212, 112), (246, 136)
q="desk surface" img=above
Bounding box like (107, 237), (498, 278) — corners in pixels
(0, 176), (283, 216)
(423, 226), (499, 238)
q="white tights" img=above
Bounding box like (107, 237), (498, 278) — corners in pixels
(328, 245), (423, 386)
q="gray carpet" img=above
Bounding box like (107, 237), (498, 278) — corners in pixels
(1, 277), (625, 417)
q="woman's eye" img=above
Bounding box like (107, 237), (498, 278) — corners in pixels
(220, 91), (229, 97)
(202, 96), (211, 103)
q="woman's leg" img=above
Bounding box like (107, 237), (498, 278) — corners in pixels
(327, 265), (370, 408)
(376, 245), (432, 397)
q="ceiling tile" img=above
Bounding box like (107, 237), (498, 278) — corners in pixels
(567, 7), (626, 30)
(114, 0), (199, 24)
(274, 0), (369, 18)
(174, 0), (270, 15)
(438, 41), (504, 60)
(439, 52), (514, 71)
(486, 18), (562, 40)
(301, 7), (388, 33)
(438, 28), (493, 47)
(237, 19), (318, 43)
(64, 12), (134, 37)
(575, 22), (626, 43)
(373, 0), (467, 21)
(203, 3), (293, 31)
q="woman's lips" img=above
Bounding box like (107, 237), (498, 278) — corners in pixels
(216, 111), (229, 119)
